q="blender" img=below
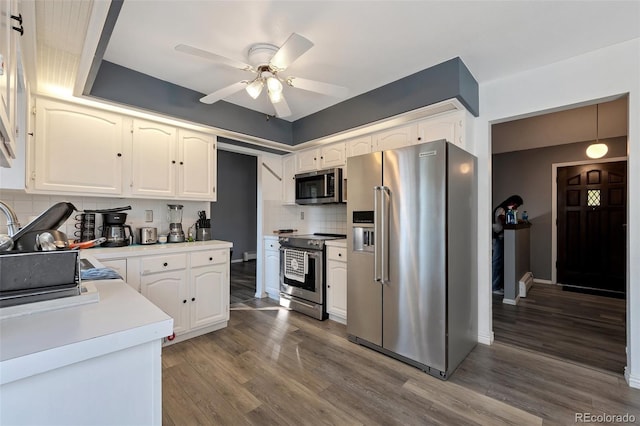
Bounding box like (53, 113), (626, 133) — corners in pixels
(167, 204), (185, 243)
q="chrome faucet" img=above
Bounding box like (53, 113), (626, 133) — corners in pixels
(0, 200), (21, 237)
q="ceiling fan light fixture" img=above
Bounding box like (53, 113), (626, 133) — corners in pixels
(246, 79), (264, 99)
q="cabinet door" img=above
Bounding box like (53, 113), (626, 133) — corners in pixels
(373, 123), (418, 152)
(264, 245), (280, 298)
(326, 255), (347, 319)
(296, 149), (318, 173)
(141, 270), (189, 335)
(319, 143), (345, 168)
(190, 264), (228, 329)
(178, 130), (216, 200)
(346, 136), (372, 158)
(131, 119), (176, 197)
(417, 111), (464, 146)
(34, 99), (124, 194)
(282, 154), (296, 204)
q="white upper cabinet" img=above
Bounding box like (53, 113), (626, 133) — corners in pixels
(131, 119), (176, 197)
(177, 130), (216, 200)
(29, 98), (218, 200)
(33, 98), (124, 195)
(0, 0), (20, 166)
(296, 148), (318, 173)
(297, 142), (346, 173)
(282, 154), (296, 204)
(319, 143), (346, 168)
(418, 110), (465, 147)
(346, 136), (372, 158)
(372, 123), (418, 151)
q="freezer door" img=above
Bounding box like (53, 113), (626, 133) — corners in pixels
(382, 140), (447, 371)
(346, 152), (383, 345)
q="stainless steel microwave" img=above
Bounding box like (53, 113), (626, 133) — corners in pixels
(295, 168), (344, 205)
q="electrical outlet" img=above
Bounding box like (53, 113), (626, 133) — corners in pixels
(145, 210), (153, 222)
(300, 211), (304, 220)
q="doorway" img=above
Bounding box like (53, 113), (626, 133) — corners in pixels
(490, 98), (628, 374)
(211, 149), (258, 304)
(556, 160), (627, 296)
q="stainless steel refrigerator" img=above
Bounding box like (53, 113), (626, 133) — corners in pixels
(346, 139), (477, 380)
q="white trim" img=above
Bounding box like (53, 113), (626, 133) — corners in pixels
(502, 298), (518, 305)
(626, 367), (640, 389)
(551, 156), (628, 284)
(478, 331), (494, 346)
(533, 278), (553, 285)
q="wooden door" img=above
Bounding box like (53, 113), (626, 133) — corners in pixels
(557, 161), (627, 293)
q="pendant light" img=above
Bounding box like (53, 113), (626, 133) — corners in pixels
(586, 103), (608, 159)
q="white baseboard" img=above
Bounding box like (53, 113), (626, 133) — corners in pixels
(231, 259), (243, 264)
(625, 367), (640, 389)
(502, 297), (518, 305)
(478, 331), (493, 345)
(533, 278), (553, 285)
(243, 251), (257, 261)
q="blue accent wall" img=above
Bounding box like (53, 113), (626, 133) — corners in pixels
(89, 58), (478, 151)
(292, 57), (478, 144)
(90, 61), (294, 144)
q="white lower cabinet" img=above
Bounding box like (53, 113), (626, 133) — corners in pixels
(142, 268), (189, 335)
(263, 237), (280, 299)
(326, 244), (347, 323)
(189, 250), (229, 328)
(113, 245), (231, 344)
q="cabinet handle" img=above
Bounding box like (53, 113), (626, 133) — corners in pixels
(117, 153), (122, 157)
(191, 297), (195, 302)
(163, 262), (168, 267)
(338, 253), (342, 257)
(183, 300), (187, 304)
(320, 156), (324, 159)
(171, 160), (176, 164)
(417, 137), (422, 141)
(327, 285), (331, 288)
(209, 257), (213, 261)
(180, 161), (184, 165)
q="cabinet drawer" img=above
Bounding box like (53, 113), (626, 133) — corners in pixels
(191, 249), (228, 268)
(141, 253), (187, 275)
(264, 239), (279, 251)
(327, 246), (346, 262)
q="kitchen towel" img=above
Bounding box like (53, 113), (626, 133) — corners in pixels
(284, 249), (307, 283)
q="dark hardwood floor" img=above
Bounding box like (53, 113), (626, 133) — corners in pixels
(163, 298), (640, 425)
(230, 260), (257, 305)
(493, 282), (626, 374)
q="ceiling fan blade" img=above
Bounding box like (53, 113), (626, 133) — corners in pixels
(175, 44), (254, 72)
(199, 81), (247, 104)
(271, 95), (292, 118)
(286, 77), (348, 98)
(269, 33), (314, 71)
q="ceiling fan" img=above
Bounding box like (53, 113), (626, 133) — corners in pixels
(175, 33), (348, 118)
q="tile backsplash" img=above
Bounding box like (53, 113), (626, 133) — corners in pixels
(0, 190), (209, 242)
(263, 200), (347, 236)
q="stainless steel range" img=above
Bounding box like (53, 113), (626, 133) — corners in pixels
(279, 233), (346, 320)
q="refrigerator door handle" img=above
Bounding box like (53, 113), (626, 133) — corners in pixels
(374, 186), (382, 283)
(381, 186), (390, 284)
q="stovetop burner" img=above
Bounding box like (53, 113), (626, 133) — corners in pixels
(279, 233), (346, 249)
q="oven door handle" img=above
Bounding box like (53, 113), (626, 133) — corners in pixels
(281, 293), (317, 309)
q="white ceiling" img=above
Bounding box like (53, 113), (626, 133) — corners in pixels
(32, 1), (640, 122)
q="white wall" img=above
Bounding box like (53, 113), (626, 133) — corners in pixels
(474, 38), (639, 387)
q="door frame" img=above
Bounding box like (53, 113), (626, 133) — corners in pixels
(551, 156), (628, 284)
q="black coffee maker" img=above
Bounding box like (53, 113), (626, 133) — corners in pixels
(87, 206), (133, 247)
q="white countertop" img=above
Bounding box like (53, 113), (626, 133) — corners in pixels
(0, 255), (173, 385)
(86, 239), (232, 259)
